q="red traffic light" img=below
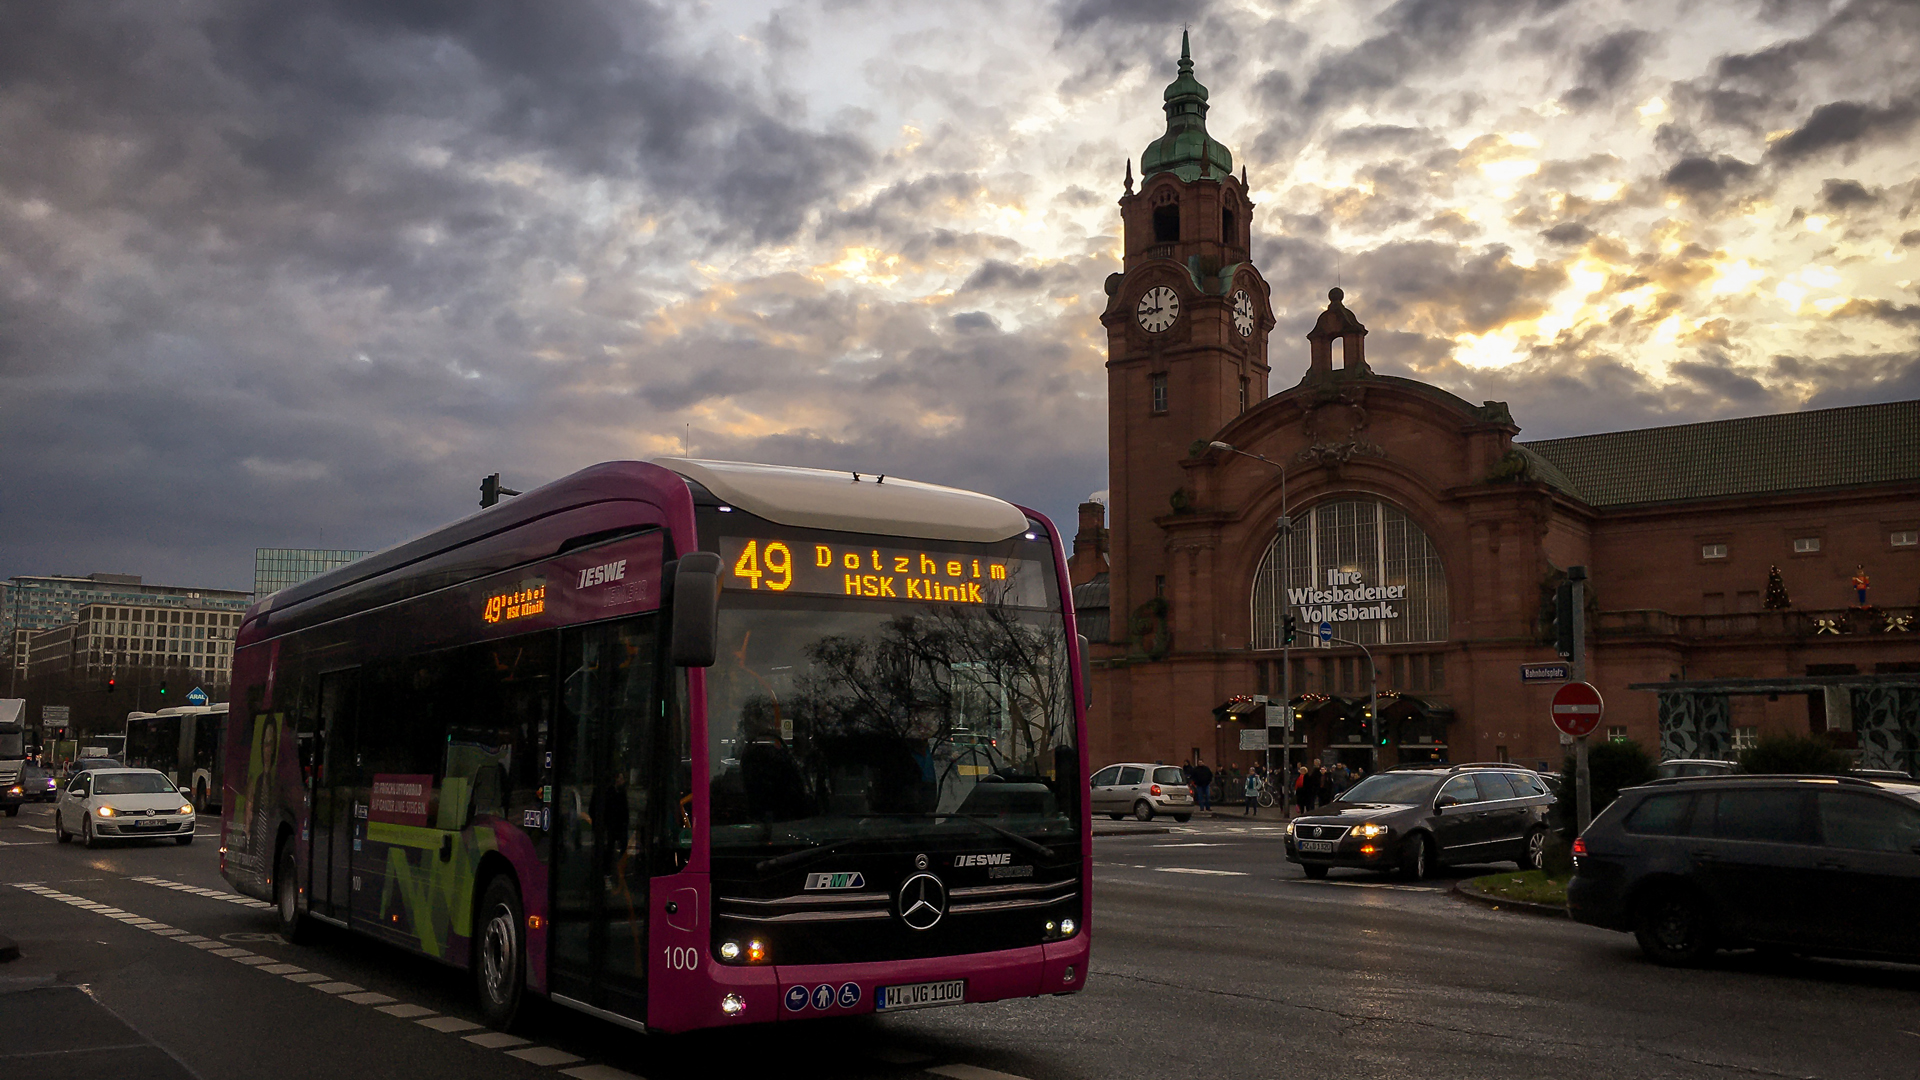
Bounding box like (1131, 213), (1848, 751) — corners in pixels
(107, 677), (117, 692)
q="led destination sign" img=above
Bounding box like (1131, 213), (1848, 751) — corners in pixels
(482, 584), (547, 624)
(718, 537), (1049, 608)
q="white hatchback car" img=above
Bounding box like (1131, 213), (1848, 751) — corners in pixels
(55, 768), (196, 848)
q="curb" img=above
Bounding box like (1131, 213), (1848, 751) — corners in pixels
(1093, 827), (1171, 837)
(1452, 879), (1569, 918)
(0, 933), (19, 963)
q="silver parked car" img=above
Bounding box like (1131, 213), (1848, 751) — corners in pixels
(1090, 763), (1194, 822)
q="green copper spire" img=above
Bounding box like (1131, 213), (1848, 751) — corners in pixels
(1140, 32), (1233, 183)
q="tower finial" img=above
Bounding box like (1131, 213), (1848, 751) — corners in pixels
(1179, 28), (1192, 75)
(1125, 157), (1134, 194)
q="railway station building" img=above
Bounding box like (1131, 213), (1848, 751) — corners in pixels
(1075, 41), (1920, 776)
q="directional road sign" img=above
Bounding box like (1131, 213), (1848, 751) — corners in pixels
(1550, 681), (1604, 738)
(1318, 621), (1333, 644)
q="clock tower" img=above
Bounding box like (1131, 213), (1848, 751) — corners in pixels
(1100, 33), (1274, 643)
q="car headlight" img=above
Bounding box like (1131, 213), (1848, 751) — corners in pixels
(1354, 823), (1389, 839)
(179, 804), (195, 816)
(96, 804), (115, 817)
(6, 786), (19, 795)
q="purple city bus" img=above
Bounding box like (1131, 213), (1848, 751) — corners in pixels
(220, 459), (1090, 1033)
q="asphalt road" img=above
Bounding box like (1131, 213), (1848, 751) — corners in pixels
(3, 803), (1917, 1080)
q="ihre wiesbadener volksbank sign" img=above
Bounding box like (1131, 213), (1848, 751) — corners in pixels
(1288, 569), (1406, 625)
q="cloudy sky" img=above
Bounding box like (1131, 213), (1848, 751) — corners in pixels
(4, 0), (1916, 592)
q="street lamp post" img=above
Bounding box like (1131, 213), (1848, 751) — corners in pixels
(1208, 441), (1294, 814)
(1329, 634), (1380, 775)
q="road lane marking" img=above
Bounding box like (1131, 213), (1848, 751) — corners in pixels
(560, 1066), (645, 1080)
(465, 1032), (531, 1049)
(1155, 867), (1249, 876)
(929, 1065), (1035, 1080)
(19, 825), (54, 833)
(510, 1047), (585, 1066)
(11, 881), (636, 1074)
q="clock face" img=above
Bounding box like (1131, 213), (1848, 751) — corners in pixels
(1137, 286), (1180, 333)
(1232, 289), (1255, 338)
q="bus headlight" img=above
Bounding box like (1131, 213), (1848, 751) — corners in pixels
(720, 993), (746, 1016)
(718, 941), (741, 961)
(747, 940), (767, 964)
(1059, 917), (1077, 937)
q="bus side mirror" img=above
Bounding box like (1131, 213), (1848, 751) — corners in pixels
(669, 553), (723, 667)
(1077, 634), (1091, 711)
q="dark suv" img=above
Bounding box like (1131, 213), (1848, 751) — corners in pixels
(1569, 775), (1920, 966)
(1283, 764), (1554, 880)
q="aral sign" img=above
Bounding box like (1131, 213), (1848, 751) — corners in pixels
(1287, 569), (1406, 625)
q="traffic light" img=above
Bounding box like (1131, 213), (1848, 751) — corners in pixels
(480, 473), (522, 508)
(106, 676), (117, 694)
(1552, 580), (1575, 658)
(158, 680), (169, 698)
(1283, 615), (1297, 645)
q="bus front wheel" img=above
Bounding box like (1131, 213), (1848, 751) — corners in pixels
(475, 876), (527, 1030)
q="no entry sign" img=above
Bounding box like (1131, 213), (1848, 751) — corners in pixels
(1550, 681), (1604, 738)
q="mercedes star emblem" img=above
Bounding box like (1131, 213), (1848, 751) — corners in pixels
(897, 873), (947, 931)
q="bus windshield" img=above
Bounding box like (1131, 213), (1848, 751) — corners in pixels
(707, 595), (1079, 862)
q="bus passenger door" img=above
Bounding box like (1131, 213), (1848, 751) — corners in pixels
(549, 616), (660, 1021)
(312, 670), (359, 922)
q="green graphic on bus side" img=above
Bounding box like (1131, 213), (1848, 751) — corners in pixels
(360, 819), (500, 959)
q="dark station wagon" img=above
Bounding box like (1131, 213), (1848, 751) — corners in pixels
(1284, 764), (1554, 880)
(1569, 775), (1920, 965)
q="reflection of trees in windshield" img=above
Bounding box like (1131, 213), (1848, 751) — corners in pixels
(710, 600), (1075, 840)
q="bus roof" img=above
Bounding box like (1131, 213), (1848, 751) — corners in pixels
(653, 458), (1029, 543)
(243, 459), (1033, 645)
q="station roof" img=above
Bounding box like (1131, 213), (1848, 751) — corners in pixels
(1520, 399), (1919, 507)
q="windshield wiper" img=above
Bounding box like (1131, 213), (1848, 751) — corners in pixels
(945, 813), (1058, 862)
(753, 838), (859, 877)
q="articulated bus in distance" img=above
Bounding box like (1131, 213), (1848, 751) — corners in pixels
(220, 459), (1090, 1033)
(125, 705), (228, 811)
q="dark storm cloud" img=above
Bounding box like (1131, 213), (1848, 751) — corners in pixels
(1769, 97), (1920, 162)
(1819, 179), (1877, 209)
(1540, 222), (1593, 245)
(1661, 155), (1755, 196)
(1296, 0), (1568, 117)
(1562, 29), (1652, 108)
(1055, 0), (1213, 32)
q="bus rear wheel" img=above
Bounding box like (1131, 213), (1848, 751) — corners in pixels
(475, 876), (527, 1030)
(276, 842), (313, 944)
